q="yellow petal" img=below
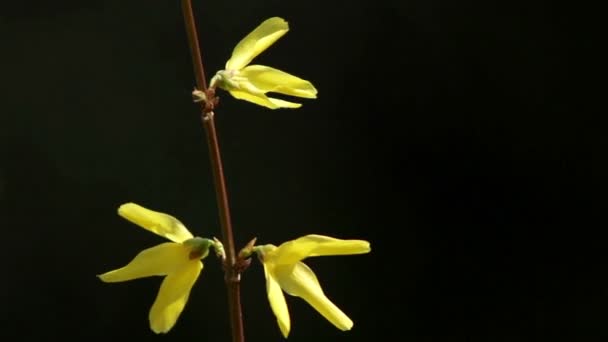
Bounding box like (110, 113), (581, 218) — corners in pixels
(228, 90), (302, 109)
(228, 89), (278, 109)
(275, 262), (353, 331)
(149, 260), (203, 333)
(273, 235), (371, 265)
(226, 17), (289, 71)
(118, 203), (193, 243)
(98, 242), (190, 282)
(263, 263), (291, 337)
(241, 65), (317, 99)
(267, 97), (303, 109)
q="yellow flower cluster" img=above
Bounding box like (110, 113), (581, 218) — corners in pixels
(100, 17), (370, 338)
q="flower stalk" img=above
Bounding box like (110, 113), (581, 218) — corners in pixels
(98, 8), (369, 340)
(179, 1), (244, 342)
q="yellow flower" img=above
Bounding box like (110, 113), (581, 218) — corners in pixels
(98, 203), (213, 334)
(255, 234), (371, 338)
(211, 17), (318, 109)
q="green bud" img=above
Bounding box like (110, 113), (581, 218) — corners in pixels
(183, 237), (213, 260)
(238, 237), (257, 259)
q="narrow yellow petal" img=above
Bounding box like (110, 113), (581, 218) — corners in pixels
(307, 235), (371, 257)
(241, 65), (317, 99)
(118, 203), (193, 243)
(263, 263), (291, 337)
(149, 261), (203, 333)
(275, 262), (353, 331)
(267, 97), (303, 109)
(226, 17), (289, 70)
(228, 89), (278, 109)
(228, 90), (302, 109)
(98, 242), (190, 282)
(273, 235), (371, 265)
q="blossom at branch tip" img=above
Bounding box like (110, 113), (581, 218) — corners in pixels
(255, 234), (371, 338)
(211, 17), (317, 109)
(98, 203), (213, 334)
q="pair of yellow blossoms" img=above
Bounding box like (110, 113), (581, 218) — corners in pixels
(99, 203), (370, 336)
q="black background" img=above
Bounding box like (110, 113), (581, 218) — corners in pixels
(0, 0), (605, 341)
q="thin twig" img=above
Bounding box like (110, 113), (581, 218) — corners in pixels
(179, 1), (244, 342)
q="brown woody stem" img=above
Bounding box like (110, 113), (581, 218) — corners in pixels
(179, 1), (244, 342)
